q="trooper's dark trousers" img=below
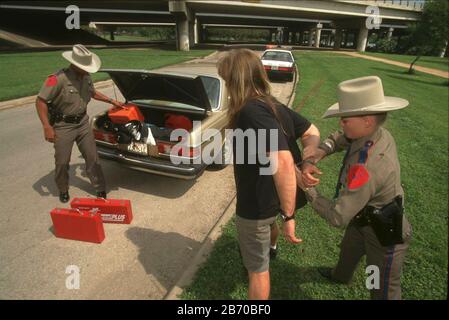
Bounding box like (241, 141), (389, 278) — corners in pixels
(332, 222), (411, 300)
(53, 117), (106, 193)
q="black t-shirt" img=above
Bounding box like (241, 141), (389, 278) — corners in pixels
(233, 99), (311, 220)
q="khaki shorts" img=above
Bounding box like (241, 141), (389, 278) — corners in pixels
(235, 215), (277, 273)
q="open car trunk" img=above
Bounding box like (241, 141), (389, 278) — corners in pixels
(91, 70), (225, 178)
(100, 69), (215, 112)
(93, 69), (222, 163)
(93, 103), (205, 144)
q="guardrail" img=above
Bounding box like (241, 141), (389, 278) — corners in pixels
(335, 0), (424, 11)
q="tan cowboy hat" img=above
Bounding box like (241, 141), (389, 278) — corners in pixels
(323, 76), (409, 118)
(62, 44), (101, 73)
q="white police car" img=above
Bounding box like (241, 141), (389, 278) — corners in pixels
(261, 49), (296, 82)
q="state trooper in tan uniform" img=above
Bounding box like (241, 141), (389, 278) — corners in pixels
(299, 76), (412, 300)
(35, 44), (124, 203)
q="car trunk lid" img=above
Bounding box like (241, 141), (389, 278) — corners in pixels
(100, 69), (212, 112)
(262, 60), (293, 68)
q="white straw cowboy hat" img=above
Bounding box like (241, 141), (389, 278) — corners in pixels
(323, 76), (409, 118)
(62, 44), (101, 73)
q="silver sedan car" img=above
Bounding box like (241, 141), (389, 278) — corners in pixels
(91, 61), (230, 180)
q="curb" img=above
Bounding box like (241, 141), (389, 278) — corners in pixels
(164, 195), (236, 300)
(287, 64), (300, 109)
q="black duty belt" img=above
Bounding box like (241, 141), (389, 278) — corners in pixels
(352, 196), (404, 247)
(57, 112), (86, 124)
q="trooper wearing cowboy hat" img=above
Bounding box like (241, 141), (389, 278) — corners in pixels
(298, 76), (412, 300)
(36, 44), (124, 203)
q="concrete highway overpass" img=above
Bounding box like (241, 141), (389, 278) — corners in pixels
(0, 0), (422, 51)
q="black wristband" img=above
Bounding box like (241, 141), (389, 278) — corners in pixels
(280, 211), (295, 222)
(318, 142), (332, 154)
(300, 159), (315, 167)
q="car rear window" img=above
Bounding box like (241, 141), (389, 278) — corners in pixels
(200, 76), (221, 110)
(262, 51), (293, 62)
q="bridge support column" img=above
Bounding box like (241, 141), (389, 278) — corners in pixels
(308, 29), (314, 47)
(176, 18), (189, 51)
(189, 17), (198, 46)
(334, 28), (342, 50)
(169, 0), (191, 51)
(357, 24), (369, 52)
(314, 23), (322, 48)
(194, 18), (199, 44)
(387, 27), (394, 40)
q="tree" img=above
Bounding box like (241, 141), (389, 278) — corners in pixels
(407, 0), (448, 73)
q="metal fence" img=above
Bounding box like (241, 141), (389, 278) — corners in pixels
(337, 0), (424, 10)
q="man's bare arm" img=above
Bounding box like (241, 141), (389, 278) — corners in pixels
(92, 90), (124, 107)
(300, 123), (320, 160)
(272, 150), (302, 244)
(298, 124), (325, 186)
(35, 97), (56, 143)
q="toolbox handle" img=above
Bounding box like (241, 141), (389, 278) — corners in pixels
(89, 208), (100, 217)
(73, 208), (84, 215)
(110, 105), (128, 111)
(85, 195), (109, 203)
(73, 208), (100, 217)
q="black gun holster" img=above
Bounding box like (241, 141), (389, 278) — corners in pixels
(48, 103), (62, 126)
(352, 196), (404, 247)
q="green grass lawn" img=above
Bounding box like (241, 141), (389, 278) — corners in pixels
(181, 51), (448, 300)
(0, 48), (213, 102)
(362, 52), (449, 72)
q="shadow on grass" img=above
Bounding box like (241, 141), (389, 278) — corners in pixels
(386, 74), (449, 87)
(371, 66), (409, 75)
(182, 232), (330, 300)
(370, 67), (449, 87)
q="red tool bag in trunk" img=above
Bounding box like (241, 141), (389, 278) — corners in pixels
(164, 113), (193, 131)
(70, 198), (133, 224)
(108, 104), (144, 124)
(50, 208), (105, 243)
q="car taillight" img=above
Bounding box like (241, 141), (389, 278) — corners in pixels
(264, 65), (272, 70)
(157, 141), (200, 158)
(278, 67), (293, 72)
(93, 129), (117, 144)
(157, 141), (173, 155)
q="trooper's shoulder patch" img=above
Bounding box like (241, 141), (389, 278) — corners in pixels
(45, 75), (58, 87)
(347, 164), (370, 190)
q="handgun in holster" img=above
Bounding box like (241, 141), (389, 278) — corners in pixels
(353, 196), (404, 247)
(47, 102), (62, 126)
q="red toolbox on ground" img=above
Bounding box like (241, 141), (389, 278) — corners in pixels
(50, 208), (105, 243)
(70, 198), (133, 224)
(108, 104), (144, 124)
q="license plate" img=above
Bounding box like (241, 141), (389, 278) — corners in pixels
(127, 141), (148, 155)
(271, 65), (278, 71)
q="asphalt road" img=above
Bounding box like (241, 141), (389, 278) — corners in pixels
(0, 53), (295, 299)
